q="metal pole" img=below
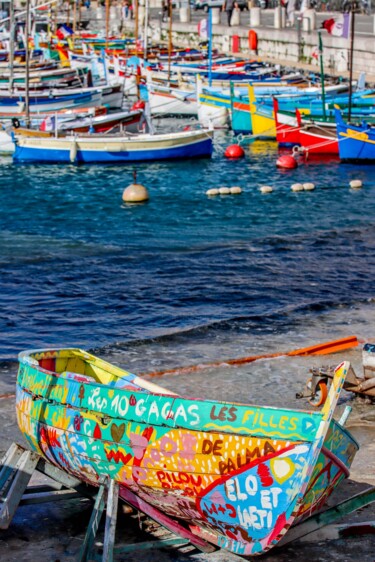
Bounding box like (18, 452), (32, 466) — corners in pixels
(134, 0), (140, 98)
(73, 0), (77, 34)
(105, 0), (110, 47)
(168, 0), (172, 82)
(318, 31), (326, 121)
(208, 7), (212, 87)
(25, 0), (30, 128)
(9, 0), (15, 94)
(143, 0), (149, 61)
(348, 11), (355, 122)
(134, 0), (139, 54)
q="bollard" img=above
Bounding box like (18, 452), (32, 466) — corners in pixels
(231, 7), (240, 25)
(274, 6), (286, 28)
(212, 7), (221, 24)
(179, 7), (191, 22)
(250, 7), (261, 27)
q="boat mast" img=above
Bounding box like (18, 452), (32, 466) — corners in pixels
(167, 0), (172, 82)
(25, 0), (30, 127)
(143, 0), (149, 61)
(105, 0), (110, 48)
(9, 0), (15, 94)
(317, 31), (326, 121)
(134, 0), (139, 55)
(348, 10), (355, 122)
(208, 6), (212, 87)
(73, 0), (77, 35)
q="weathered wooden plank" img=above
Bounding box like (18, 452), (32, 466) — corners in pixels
(78, 478), (107, 562)
(0, 449), (39, 529)
(20, 488), (82, 505)
(279, 486), (375, 546)
(36, 457), (96, 499)
(102, 479), (119, 562)
(114, 537), (189, 553)
(0, 443), (25, 494)
(119, 487), (216, 554)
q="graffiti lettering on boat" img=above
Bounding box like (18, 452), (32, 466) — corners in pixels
(210, 405), (238, 422)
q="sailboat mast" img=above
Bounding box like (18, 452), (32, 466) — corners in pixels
(208, 6), (212, 87)
(317, 31), (326, 121)
(134, 0), (139, 55)
(73, 0), (77, 34)
(25, 0), (30, 127)
(167, 0), (172, 81)
(143, 0), (149, 61)
(348, 11), (355, 122)
(9, 0), (15, 94)
(105, 0), (110, 48)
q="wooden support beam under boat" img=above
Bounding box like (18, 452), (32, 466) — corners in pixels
(119, 487), (216, 553)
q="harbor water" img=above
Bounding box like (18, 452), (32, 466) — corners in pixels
(1, 127), (375, 409)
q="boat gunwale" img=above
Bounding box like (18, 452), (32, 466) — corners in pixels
(18, 347), (329, 420)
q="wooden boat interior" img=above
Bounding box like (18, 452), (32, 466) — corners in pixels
(24, 348), (177, 396)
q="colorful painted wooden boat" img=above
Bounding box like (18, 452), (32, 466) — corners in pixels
(248, 85), (276, 139)
(12, 128), (214, 163)
(299, 122), (338, 155)
(274, 99), (301, 146)
(16, 348), (358, 556)
(49, 108), (144, 134)
(0, 109), (145, 154)
(335, 108), (375, 162)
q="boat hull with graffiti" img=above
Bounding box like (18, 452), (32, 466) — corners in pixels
(16, 348), (358, 557)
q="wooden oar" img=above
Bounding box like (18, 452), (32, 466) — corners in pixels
(143, 335), (360, 378)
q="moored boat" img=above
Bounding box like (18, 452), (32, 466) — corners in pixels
(12, 127), (214, 163)
(335, 108), (375, 162)
(299, 122), (338, 155)
(16, 348), (358, 556)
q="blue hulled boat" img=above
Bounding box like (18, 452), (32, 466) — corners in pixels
(12, 127), (214, 164)
(335, 108), (375, 162)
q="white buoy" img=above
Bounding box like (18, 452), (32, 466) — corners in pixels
(219, 187), (231, 195)
(122, 183), (149, 203)
(350, 179), (363, 189)
(122, 171), (149, 203)
(259, 186), (273, 194)
(206, 188), (219, 196)
(303, 182), (315, 191)
(230, 186), (242, 194)
(291, 183), (304, 192)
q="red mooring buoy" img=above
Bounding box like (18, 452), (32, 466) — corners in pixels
(276, 155), (298, 169)
(131, 100), (146, 111)
(225, 144), (245, 159)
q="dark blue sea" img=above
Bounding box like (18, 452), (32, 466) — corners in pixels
(1, 129), (374, 405)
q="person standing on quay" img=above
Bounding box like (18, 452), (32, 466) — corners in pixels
(222, 0), (238, 26)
